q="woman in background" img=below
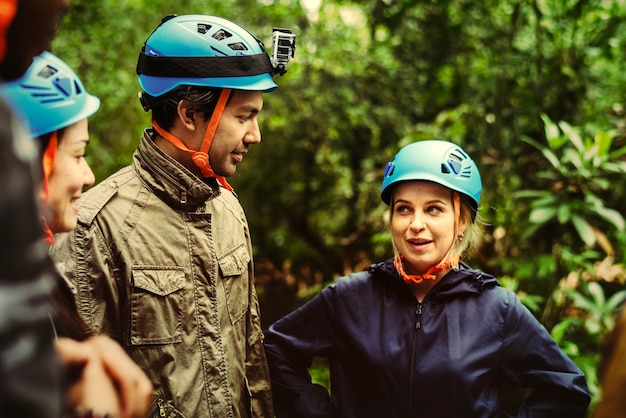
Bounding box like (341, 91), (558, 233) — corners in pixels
(264, 140), (590, 417)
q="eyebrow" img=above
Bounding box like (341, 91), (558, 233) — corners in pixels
(236, 104), (261, 114)
(68, 138), (90, 148)
(393, 198), (449, 206)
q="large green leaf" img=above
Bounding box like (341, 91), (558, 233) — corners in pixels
(558, 120), (585, 154)
(529, 207), (557, 224)
(572, 215), (597, 246)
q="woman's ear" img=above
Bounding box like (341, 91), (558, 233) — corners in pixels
(176, 99), (197, 132)
(458, 207), (470, 237)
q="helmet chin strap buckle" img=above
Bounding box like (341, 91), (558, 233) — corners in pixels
(192, 152), (214, 177)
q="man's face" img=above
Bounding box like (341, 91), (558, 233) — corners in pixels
(208, 90), (264, 177)
(0, 0), (70, 80)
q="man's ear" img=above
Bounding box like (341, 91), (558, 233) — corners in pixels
(176, 100), (197, 132)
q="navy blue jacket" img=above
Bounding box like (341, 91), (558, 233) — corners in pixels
(264, 259), (590, 418)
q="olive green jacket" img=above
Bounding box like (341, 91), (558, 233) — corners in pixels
(51, 130), (273, 418)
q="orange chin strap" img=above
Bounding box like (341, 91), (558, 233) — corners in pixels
(151, 88), (233, 192)
(0, 0), (17, 61)
(40, 131), (58, 245)
(395, 192), (462, 284)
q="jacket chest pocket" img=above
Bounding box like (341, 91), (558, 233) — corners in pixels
(218, 243), (250, 325)
(130, 267), (185, 345)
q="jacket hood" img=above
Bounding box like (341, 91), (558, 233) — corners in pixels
(369, 258), (499, 301)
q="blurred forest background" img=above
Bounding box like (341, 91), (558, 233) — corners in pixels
(53, 0), (626, 412)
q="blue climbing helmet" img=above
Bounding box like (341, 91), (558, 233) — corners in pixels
(136, 14), (284, 97)
(381, 140), (482, 220)
(0, 51), (100, 137)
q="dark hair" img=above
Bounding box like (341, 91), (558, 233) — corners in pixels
(148, 85), (222, 130)
(36, 127), (66, 159)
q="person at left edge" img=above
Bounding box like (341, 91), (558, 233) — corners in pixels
(1, 50), (154, 418)
(0, 0), (69, 416)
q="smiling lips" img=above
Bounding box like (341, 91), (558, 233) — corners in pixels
(407, 238), (433, 250)
(70, 196), (81, 212)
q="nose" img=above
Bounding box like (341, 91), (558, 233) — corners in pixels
(82, 160), (95, 188)
(410, 214), (426, 231)
(244, 119), (262, 145)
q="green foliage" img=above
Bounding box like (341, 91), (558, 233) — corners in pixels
(566, 282), (626, 337)
(309, 357), (331, 392)
(551, 281), (626, 408)
(517, 115), (626, 249)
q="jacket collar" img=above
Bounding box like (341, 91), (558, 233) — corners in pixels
(371, 258), (499, 301)
(133, 128), (221, 211)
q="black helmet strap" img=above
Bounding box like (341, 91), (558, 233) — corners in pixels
(136, 52), (274, 78)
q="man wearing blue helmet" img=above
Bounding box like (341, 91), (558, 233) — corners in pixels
(51, 14), (295, 418)
(264, 140), (590, 417)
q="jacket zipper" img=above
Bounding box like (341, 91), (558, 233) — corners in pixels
(408, 302), (423, 417)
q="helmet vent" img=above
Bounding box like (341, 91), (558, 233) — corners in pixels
(442, 148), (472, 178)
(212, 28), (232, 41)
(54, 77), (72, 97)
(228, 42), (248, 51)
(197, 23), (212, 34)
(37, 65), (58, 79)
(383, 161), (395, 178)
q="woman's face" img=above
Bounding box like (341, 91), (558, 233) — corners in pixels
(391, 181), (461, 275)
(45, 118), (95, 233)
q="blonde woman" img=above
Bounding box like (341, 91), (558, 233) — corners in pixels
(264, 140), (590, 418)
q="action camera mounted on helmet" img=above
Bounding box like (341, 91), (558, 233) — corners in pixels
(270, 28), (296, 76)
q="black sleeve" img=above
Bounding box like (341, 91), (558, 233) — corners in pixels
(500, 290), (590, 418)
(264, 291), (335, 418)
